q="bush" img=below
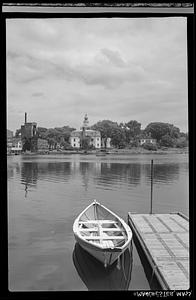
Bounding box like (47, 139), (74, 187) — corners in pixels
(118, 142), (126, 149)
(89, 144), (96, 150)
(160, 135), (175, 147)
(61, 141), (74, 150)
(129, 139), (140, 148)
(175, 137), (188, 148)
(142, 142), (157, 151)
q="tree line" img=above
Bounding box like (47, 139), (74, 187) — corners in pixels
(92, 120), (188, 150)
(15, 120), (188, 150)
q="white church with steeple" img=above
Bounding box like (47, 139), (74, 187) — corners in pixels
(70, 114), (111, 149)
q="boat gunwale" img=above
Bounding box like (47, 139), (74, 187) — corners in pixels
(73, 201), (132, 251)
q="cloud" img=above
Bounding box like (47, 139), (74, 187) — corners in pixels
(100, 48), (126, 67)
(6, 18), (188, 132)
(7, 45), (147, 89)
(32, 92), (44, 97)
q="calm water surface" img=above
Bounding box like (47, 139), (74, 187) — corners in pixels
(7, 153), (189, 291)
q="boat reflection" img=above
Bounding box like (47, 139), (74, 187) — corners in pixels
(73, 242), (133, 290)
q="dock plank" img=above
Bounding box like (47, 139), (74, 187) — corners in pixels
(128, 213), (189, 290)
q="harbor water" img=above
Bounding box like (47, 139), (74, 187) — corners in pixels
(7, 153), (189, 291)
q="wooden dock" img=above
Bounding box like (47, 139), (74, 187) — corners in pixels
(128, 213), (189, 290)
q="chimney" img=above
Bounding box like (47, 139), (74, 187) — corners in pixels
(25, 112), (27, 124)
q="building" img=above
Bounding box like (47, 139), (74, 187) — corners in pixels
(138, 137), (157, 146)
(7, 130), (22, 154)
(11, 137), (22, 154)
(70, 114), (110, 149)
(21, 112), (38, 151)
(21, 113), (49, 152)
(7, 129), (13, 154)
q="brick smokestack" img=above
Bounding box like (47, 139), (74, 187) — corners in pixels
(25, 112), (27, 124)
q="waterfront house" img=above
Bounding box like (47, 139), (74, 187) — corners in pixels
(70, 114), (111, 149)
(138, 137), (157, 146)
(11, 137), (22, 154)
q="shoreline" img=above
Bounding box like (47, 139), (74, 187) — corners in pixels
(8, 147), (188, 156)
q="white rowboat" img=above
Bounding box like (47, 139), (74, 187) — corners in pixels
(73, 200), (132, 267)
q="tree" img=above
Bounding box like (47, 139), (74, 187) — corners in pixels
(160, 134), (175, 147)
(60, 141), (74, 150)
(142, 142), (157, 151)
(144, 122), (180, 142)
(37, 127), (48, 139)
(175, 137), (188, 148)
(125, 120), (141, 143)
(15, 128), (21, 137)
(41, 126), (75, 149)
(47, 137), (57, 150)
(167, 125), (180, 139)
(91, 120), (118, 148)
(22, 138), (31, 151)
(129, 139), (140, 148)
(110, 126), (126, 148)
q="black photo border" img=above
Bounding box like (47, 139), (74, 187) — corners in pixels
(1, 2), (195, 299)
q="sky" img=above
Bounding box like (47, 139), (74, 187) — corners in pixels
(6, 17), (188, 133)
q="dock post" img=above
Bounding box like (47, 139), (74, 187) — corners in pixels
(150, 159), (153, 214)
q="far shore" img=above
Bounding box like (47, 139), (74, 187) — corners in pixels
(9, 147), (188, 156)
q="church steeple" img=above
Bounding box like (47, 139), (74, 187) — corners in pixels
(83, 114), (89, 129)
(81, 114), (90, 138)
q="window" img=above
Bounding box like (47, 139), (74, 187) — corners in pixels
(74, 138), (76, 142)
(74, 143), (76, 147)
(97, 144), (99, 147)
(97, 138), (100, 141)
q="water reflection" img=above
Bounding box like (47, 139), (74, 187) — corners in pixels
(144, 163), (180, 184)
(95, 163), (142, 188)
(18, 160), (182, 197)
(79, 162), (91, 191)
(20, 162), (72, 185)
(133, 238), (161, 290)
(72, 243), (133, 290)
(7, 161), (20, 180)
(7, 167), (14, 180)
(21, 163), (38, 197)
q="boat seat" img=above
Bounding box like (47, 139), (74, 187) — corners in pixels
(84, 236), (125, 240)
(103, 228), (124, 232)
(80, 228), (124, 232)
(79, 220), (118, 224)
(102, 240), (114, 248)
(79, 228), (98, 232)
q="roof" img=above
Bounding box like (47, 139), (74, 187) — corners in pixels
(70, 131), (81, 137)
(71, 129), (101, 137)
(25, 122), (37, 126)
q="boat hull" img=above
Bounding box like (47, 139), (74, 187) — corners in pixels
(73, 242), (133, 290)
(79, 239), (129, 266)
